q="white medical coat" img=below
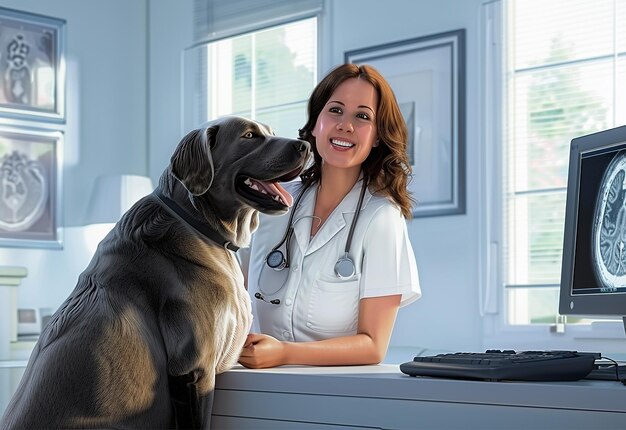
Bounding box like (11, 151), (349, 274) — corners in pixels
(239, 179), (421, 342)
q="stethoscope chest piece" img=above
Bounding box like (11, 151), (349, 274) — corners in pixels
(266, 249), (287, 270)
(334, 253), (356, 280)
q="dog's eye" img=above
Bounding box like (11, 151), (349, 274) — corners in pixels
(243, 131), (255, 139)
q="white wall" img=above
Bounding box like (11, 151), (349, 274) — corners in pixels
(0, 0), (150, 310)
(147, 0), (194, 180)
(0, 0), (486, 354)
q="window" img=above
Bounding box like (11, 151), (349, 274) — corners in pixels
(183, 17), (317, 137)
(501, 0), (626, 326)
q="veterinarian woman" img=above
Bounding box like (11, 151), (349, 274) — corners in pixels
(238, 63), (421, 368)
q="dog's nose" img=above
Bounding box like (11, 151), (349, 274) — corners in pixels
(295, 140), (309, 153)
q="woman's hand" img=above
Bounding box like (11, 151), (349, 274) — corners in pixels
(238, 333), (287, 369)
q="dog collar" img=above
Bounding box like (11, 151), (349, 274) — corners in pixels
(153, 187), (240, 252)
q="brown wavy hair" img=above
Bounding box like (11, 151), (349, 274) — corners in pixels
(299, 63), (414, 219)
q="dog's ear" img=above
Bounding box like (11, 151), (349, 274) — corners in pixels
(170, 126), (217, 195)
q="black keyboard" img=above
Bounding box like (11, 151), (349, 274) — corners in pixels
(400, 350), (600, 382)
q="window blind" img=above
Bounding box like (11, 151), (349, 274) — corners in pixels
(193, 0), (322, 42)
(183, 6), (317, 138)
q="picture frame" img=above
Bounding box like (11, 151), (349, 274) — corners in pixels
(0, 126), (63, 248)
(346, 29), (466, 217)
(0, 7), (66, 122)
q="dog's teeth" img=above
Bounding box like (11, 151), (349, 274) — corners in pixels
(261, 189), (267, 194)
(244, 178), (252, 186)
(273, 195), (280, 202)
(250, 184), (259, 191)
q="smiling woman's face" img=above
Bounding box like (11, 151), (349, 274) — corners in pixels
(311, 77), (379, 176)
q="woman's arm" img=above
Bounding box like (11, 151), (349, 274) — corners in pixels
(238, 294), (401, 368)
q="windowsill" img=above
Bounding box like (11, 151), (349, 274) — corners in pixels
(577, 320), (626, 339)
(484, 321), (626, 362)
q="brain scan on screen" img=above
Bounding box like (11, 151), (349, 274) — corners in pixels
(593, 151), (626, 291)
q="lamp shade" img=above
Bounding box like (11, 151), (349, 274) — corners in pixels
(84, 175), (154, 225)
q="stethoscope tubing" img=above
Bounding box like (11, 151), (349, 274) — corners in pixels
(343, 177), (368, 256)
(259, 177), (368, 304)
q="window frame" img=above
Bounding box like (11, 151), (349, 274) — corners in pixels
(480, 0), (626, 355)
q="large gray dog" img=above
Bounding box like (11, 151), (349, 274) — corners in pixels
(1, 116), (310, 429)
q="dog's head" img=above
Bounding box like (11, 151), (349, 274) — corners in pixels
(169, 116), (310, 218)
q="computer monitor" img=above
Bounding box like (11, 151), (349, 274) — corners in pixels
(559, 125), (626, 332)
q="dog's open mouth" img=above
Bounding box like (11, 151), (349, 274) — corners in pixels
(242, 178), (293, 206)
(236, 166), (303, 209)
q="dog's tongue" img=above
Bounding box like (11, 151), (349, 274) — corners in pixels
(272, 182), (294, 207)
(251, 179), (294, 207)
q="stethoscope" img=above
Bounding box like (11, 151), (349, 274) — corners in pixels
(255, 177), (368, 305)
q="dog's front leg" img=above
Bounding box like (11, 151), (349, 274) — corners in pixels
(168, 370), (214, 430)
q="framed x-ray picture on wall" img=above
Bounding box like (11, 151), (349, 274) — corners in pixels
(346, 29), (466, 217)
(0, 126), (63, 248)
(0, 7), (66, 122)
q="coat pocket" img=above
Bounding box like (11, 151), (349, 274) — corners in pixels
(306, 278), (360, 335)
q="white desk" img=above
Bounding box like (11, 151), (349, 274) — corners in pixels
(213, 364), (626, 429)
